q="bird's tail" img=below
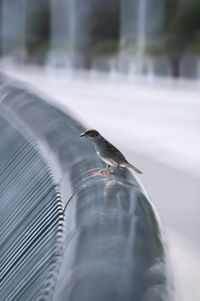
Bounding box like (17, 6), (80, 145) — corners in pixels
(126, 163), (143, 174)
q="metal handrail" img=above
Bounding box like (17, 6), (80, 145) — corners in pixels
(0, 78), (174, 301)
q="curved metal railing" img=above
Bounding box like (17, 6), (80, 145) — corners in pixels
(0, 77), (174, 301)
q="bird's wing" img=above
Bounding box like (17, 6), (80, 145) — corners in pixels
(104, 139), (128, 163)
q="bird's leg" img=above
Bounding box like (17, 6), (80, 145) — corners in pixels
(91, 164), (111, 177)
(105, 163), (119, 175)
(100, 164), (113, 176)
(106, 164), (111, 174)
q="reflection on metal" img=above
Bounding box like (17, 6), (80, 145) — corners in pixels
(0, 78), (174, 300)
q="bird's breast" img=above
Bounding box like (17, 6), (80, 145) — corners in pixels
(95, 144), (117, 166)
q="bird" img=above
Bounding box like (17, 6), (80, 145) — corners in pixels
(80, 129), (143, 176)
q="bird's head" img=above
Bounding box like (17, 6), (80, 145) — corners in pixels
(80, 129), (100, 141)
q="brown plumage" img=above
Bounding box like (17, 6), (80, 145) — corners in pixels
(80, 129), (143, 175)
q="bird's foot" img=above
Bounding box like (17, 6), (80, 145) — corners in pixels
(91, 168), (111, 177)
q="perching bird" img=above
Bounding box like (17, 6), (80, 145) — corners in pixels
(80, 129), (143, 176)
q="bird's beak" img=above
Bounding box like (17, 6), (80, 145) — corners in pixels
(80, 132), (85, 137)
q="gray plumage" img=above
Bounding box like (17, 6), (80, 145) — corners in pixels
(80, 129), (143, 174)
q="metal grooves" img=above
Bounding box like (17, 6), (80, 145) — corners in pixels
(0, 109), (64, 301)
(0, 79), (174, 301)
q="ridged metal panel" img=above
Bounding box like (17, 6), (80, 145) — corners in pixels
(0, 79), (174, 301)
(0, 108), (64, 301)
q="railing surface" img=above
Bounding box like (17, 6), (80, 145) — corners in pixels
(0, 78), (173, 301)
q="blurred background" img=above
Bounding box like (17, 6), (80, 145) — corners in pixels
(0, 0), (200, 77)
(0, 0), (200, 301)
